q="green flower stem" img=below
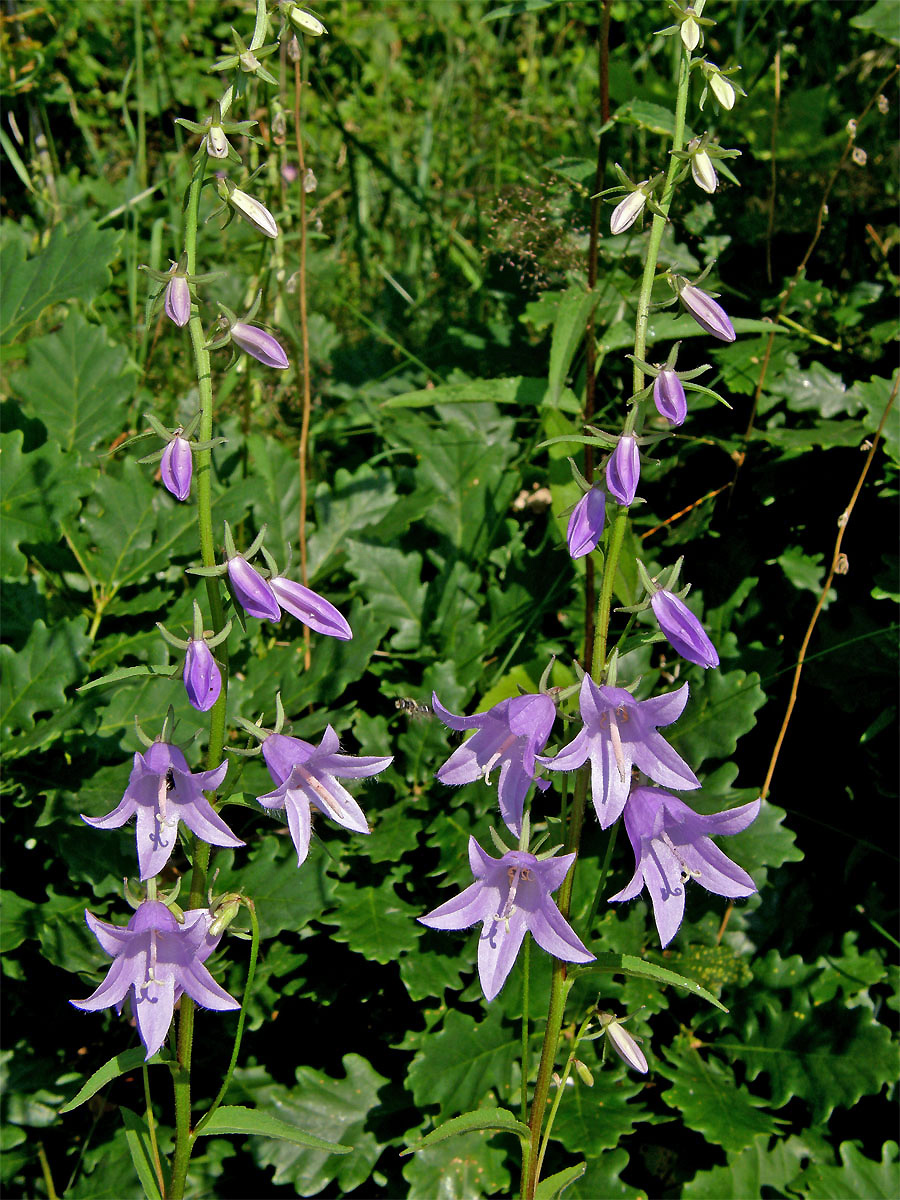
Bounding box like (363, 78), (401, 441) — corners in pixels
(522, 967), (575, 1200)
(520, 937), (531, 1126)
(535, 1011), (594, 1183)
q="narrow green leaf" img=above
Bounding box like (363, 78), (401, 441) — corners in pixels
(548, 286), (599, 406)
(382, 375), (549, 409)
(119, 1106), (163, 1200)
(580, 952), (729, 1012)
(536, 1161), (588, 1199)
(78, 664), (177, 693)
(403, 1107), (530, 1155)
(59, 1049), (168, 1114)
(195, 1104), (351, 1152)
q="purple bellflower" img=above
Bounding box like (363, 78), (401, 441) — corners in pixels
(609, 787), (760, 947)
(650, 589), (719, 669)
(164, 273), (191, 327)
(81, 742), (242, 880)
(71, 901), (239, 1059)
(183, 638), (222, 712)
(567, 486), (606, 559)
(540, 675), (699, 829)
(677, 281), (736, 343)
(160, 436), (193, 502)
(269, 576), (352, 640)
(606, 436), (640, 506)
(231, 322), (289, 369)
(432, 692), (556, 836)
(653, 370), (687, 427)
(258, 728), (392, 867)
(227, 554), (281, 622)
(419, 838), (594, 1001)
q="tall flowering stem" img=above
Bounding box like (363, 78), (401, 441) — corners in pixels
(522, 40), (694, 1200)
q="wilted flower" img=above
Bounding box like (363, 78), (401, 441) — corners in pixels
(610, 185), (648, 235)
(677, 280), (736, 343)
(609, 787), (760, 946)
(71, 901), (239, 1059)
(231, 322), (290, 369)
(598, 1010), (648, 1073)
(269, 577), (352, 640)
(227, 554), (281, 621)
(540, 675), (699, 829)
(257, 728), (392, 866)
(567, 486), (606, 559)
(160, 436), (192, 502)
(183, 638), (222, 712)
(228, 187), (279, 239)
(418, 838), (594, 1001)
(81, 742), (242, 880)
(432, 692), (556, 835)
(164, 273), (191, 327)
(653, 370), (687, 426)
(606, 436), (640, 506)
(650, 589), (719, 669)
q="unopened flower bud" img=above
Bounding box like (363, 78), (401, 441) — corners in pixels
(289, 7), (327, 36)
(574, 1059), (595, 1087)
(598, 1011), (648, 1074)
(164, 274), (191, 327)
(209, 895), (242, 937)
(691, 148), (718, 194)
(610, 186), (648, 235)
(650, 589), (719, 668)
(653, 370), (687, 426)
(183, 638), (222, 712)
(606, 436), (640, 506)
(567, 486), (606, 559)
(269, 577), (352, 640)
(227, 555), (281, 622)
(678, 281), (736, 342)
(160, 436), (193, 501)
(709, 72), (736, 110)
(681, 12), (700, 51)
(228, 187), (279, 239)
(207, 124), (229, 159)
(231, 322), (290, 369)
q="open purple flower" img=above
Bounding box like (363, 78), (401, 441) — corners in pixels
(653, 370), (687, 427)
(677, 281), (735, 343)
(231, 322), (289, 369)
(650, 589), (719, 669)
(609, 787), (760, 947)
(567, 486), (606, 559)
(606, 436), (640, 506)
(164, 274), (191, 327)
(258, 728), (392, 866)
(419, 838), (594, 1001)
(432, 692), (556, 835)
(81, 742), (241, 880)
(183, 638), (222, 712)
(540, 675), (699, 829)
(71, 901), (239, 1059)
(269, 576), (352, 640)
(227, 554), (281, 622)
(160, 436), (192, 502)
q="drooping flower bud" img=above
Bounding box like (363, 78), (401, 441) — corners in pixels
(160, 436), (193, 502)
(677, 281), (735, 342)
(650, 589), (719, 668)
(606, 436), (640, 506)
(710, 71), (736, 110)
(681, 10), (700, 51)
(288, 6), (327, 35)
(231, 322), (290, 369)
(227, 555), (281, 622)
(269, 577), (352, 640)
(691, 148), (718, 194)
(183, 638), (222, 712)
(610, 185), (648, 235)
(228, 187), (279, 239)
(567, 486), (606, 559)
(164, 273), (191, 327)
(598, 1011), (648, 1074)
(653, 369), (687, 426)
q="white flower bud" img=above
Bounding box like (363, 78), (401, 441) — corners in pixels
(681, 14), (700, 51)
(289, 6), (327, 36)
(207, 124), (229, 159)
(710, 72), (735, 110)
(229, 188), (279, 239)
(598, 1012), (648, 1074)
(691, 149), (718, 194)
(610, 185), (649, 235)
